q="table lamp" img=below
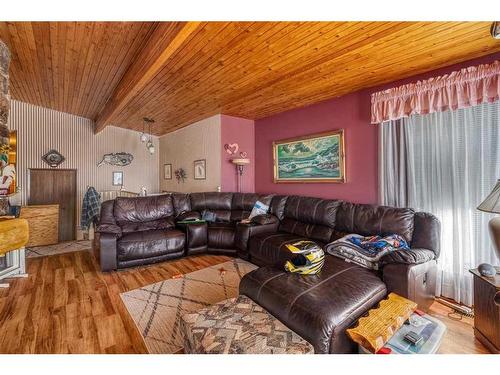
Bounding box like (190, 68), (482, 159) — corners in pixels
(477, 179), (500, 276)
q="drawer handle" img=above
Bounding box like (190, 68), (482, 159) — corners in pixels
(495, 291), (500, 307)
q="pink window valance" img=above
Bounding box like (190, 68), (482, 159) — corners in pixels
(371, 60), (500, 124)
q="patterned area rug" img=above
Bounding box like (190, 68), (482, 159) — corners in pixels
(26, 240), (92, 258)
(120, 258), (257, 354)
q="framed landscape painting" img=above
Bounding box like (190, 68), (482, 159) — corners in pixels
(273, 129), (345, 183)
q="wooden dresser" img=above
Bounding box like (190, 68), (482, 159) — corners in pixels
(19, 205), (59, 247)
(470, 268), (500, 353)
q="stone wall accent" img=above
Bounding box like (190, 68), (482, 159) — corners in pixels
(0, 39), (10, 127)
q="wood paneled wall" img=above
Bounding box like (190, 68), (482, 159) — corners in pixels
(7, 100), (159, 237)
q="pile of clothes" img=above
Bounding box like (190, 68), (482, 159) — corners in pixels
(326, 234), (409, 270)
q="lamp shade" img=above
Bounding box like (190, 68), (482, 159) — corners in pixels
(478, 180), (500, 214)
(231, 158), (250, 166)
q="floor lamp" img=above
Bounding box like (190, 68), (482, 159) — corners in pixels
(231, 158), (250, 193)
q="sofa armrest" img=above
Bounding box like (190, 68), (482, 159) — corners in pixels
(235, 220), (279, 259)
(176, 210), (202, 221)
(99, 233), (118, 271)
(382, 260), (437, 311)
(176, 221), (207, 255)
(379, 248), (435, 267)
(96, 223), (122, 238)
(250, 214), (279, 225)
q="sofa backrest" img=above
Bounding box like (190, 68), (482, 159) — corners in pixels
(411, 212), (441, 257)
(230, 193), (273, 221)
(171, 193), (192, 217)
(114, 195), (174, 224)
(279, 195), (341, 243)
(335, 202), (415, 243)
(269, 195), (288, 220)
(190, 192), (233, 222)
(99, 199), (116, 225)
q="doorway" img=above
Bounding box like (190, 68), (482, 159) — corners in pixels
(28, 168), (77, 241)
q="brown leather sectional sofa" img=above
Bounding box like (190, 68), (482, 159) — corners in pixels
(97, 192), (440, 353)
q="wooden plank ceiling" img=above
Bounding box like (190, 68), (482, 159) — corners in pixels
(0, 21), (499, 135)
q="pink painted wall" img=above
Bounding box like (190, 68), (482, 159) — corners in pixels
(220, 114), (255, 193)
(254, 52), (500, 204)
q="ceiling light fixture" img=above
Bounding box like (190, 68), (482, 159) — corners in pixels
(143, 117), (155, 155)
(140, 117), (148, 142)
(491, 22), (500, 39)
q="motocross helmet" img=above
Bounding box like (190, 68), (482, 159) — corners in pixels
(284, 240), (325, 275)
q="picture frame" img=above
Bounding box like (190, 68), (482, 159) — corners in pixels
(112, 171), (123, 186)
(164, 163), (172, 180)
(273, 129), (345, 183)
(0, 130), (17, 196)
(193, 159), (206, 180)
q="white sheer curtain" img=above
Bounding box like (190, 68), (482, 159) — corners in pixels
(379, 100), (500, 306)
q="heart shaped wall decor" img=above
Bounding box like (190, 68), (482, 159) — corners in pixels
(224, 143), (239, 155)
(240, 151), (248, 158)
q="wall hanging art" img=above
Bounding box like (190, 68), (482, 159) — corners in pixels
(97, 152), (133, 167)
(273, 129), (345, 183)
(41, 149), (65, 168)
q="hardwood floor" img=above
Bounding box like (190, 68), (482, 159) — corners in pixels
(0, 249), (230, 353)
(0, 249), (491, 354)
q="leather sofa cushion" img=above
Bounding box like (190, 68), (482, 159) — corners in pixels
(190, 192), (233, 211)
(114, 195), (174, 224)
(117, 229), (185, 261)
(202, 209), (231, 223)
(120, 218), (174, 233)
(96, 223), (122, 237)
(230, 194), (273, 222)
(251, 214), (279, 225)
(278, 196), (340, 243)
(379, 248), (435, 266)
(207, 222), (236, 249)
(283, 196), (340, 227)
(279, 218), (334, 243)
(231, 193), (273, 210)
(230, 210), (252, 222)
(176, 211), (202, 221)
(240, 255), (387, 353)
(190, 192), (233, 222)
(336, 202), (415, 243)
(411, 212), (441, 257)
(171, 193), (192, 216)
(248, 231), (325, 268)
(269, 195), (288, 220)
(99, 200), (116, 225)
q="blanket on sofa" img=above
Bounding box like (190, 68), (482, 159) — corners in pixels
(326, 234), (409, 270)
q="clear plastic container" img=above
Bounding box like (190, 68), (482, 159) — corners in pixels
(359, 312), (447, 354)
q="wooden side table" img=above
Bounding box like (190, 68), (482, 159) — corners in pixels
(19, 204), (59, 246)
(469, 268), (500, 353)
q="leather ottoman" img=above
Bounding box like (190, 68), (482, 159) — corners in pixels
(180, 295), (313, 354)
(240, 255), (387, 353)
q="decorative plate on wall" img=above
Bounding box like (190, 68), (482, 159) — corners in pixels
(42, 149), (65, 168)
